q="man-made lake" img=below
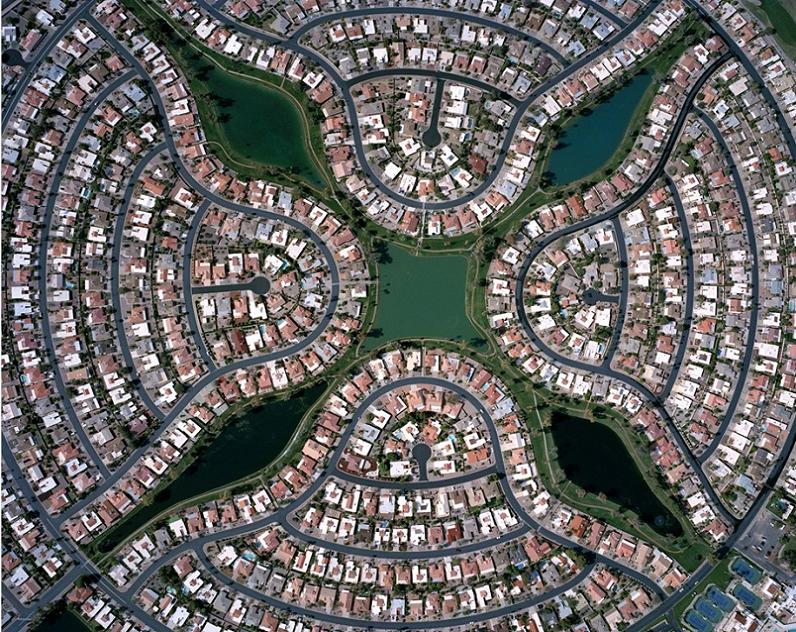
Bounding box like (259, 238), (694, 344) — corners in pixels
(34, 607), (89, 632)
(364, 243), (483, 350)
(179, 51), (325, 188)
(545, 71), (653, 186)
(94, 382), (327, 553)
(549, 411), (682, 537)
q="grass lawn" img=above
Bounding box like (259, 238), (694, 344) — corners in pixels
(744, 0), (796, 58)
(672, 557), (734, 622)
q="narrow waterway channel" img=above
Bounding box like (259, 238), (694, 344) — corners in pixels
(545, 71), (653, 186)
(549, 411), (682, 537)
(94, 382), (327, 553)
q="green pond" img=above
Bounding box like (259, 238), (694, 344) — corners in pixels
(34, 607), (89, 632)
(545, 71), (653, 186)
(94, 382), (326, 553)
(178, 51), (325, 188)
(758, 0), (796, 51)
(364, 242), (483, 350)
(549, 411), (682, 537)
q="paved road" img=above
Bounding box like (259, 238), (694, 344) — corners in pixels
(182, 199), (218, 371)
(279, 516), (531, 561)
(625, 561), (713, 632)
(6, 2), (795, 629)
(35, 71), (140, 483)
(1, 0), (26, 17)
(685, 0), (796, 160)
(1, 439), (174, 632)
(283, 2), (627, 43)
(582, 288), (620, 305)
(583, 0), (629, 26)
(115, 376), (665, 629)
(421, 78), (445, 148)
(514, 52), (737, 526)
(693, 109), (760, 465)
(333, 462), (497, 490)
(1, 0), (94, 131)
(661, 177), (694, 401)
(190, 277), (271, 295)
(197, 544), (595, 630)
(197, 0), (663, 211)
(599, 10), (796, 624)
(601, 216), (629, 368)
(14, 8), (679, 626)
(281, 6), (568, 65)
(111, 141), (169, 422)
(122, 375), (664, 627)
(58, 15), (347, 525)
(348, 67), (522, 107)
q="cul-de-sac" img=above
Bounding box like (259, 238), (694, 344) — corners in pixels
(2, 0), (796, 630)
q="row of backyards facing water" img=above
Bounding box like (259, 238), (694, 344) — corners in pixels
(84, 58), (702, 567)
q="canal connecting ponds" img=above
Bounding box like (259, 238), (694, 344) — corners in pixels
(544, 70), (653, 187)
(86, 29), (693, 568)
(549, 411), (683, 537)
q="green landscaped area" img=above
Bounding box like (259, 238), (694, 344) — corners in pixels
(746, 0), (796, 57)
(363, 242), (484, 350)
(93, 2), (713, 583)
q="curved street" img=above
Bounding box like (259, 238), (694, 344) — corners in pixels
(513, 51), (737, 525)
(121, 375), (667, 627)
(57, 15), (349, 524)
(3, 0), (796, 629)
(36, 70), (140, 482)
(196, 0), (663, 211)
